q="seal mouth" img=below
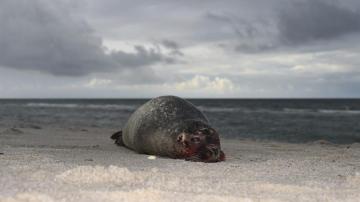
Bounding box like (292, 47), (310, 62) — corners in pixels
(185, 144), (225, 162)
(202, 144), (225, 162)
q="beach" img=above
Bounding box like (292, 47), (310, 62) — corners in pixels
(1, 126), (360, 202)
(2, 0), (360, 201)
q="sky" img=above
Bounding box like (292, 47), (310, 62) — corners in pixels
(1, 0), (360, 98)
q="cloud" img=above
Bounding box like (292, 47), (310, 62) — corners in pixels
(204, 11), (279, 53)
(278, 0), (360, 45)
(175, 75), (234, 92)
(208, 0), (360, 53)
(84, 78), (112, 88)
(1, 0), (360, 98)
(161, 40), (184, 56)
(161, 40), (179, 50)
(205, 12), (266, 39)
(0, 0), (177, 77)
(110, 45), (175, 68)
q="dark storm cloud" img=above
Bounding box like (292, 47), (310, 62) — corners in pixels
(204, 11), (279, 53)
(161, 40), (184, 56)
(110, 45), (175, 68)
(278, 0), (360, 45)
(234, 44), (277, 53)
(161, 40), (179, 50)
(208, 0), (360, 53)
(1, 0), (360, 98)
(0, 0), (176, 77)
(205, 12), (268, 39)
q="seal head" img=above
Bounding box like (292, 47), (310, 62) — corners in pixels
(173, 120), (225, 162)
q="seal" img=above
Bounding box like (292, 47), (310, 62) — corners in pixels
(111, 95), (225, 162)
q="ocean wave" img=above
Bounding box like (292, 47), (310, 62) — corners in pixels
(317, 109), (360, 114)
(24, 103), (360, 114)
(283, 108), (313, 113)
(199, 106), (313, 113)
(284, 108), (360, 114)
(25, 103), (137, 110)
(198, 106), (360, 115)
(197, 106), (245, 112)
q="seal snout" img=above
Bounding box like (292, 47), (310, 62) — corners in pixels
(204, 144), (224, 162)
(176, 127), (225, 162)
(207, 144), (219, 157)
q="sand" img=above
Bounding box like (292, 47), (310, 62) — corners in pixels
(1, 126), (360, 202)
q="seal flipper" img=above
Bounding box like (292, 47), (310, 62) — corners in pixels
(111, 131), (125, 146)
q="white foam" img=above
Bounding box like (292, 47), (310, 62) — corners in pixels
(283, 108), (360, 115)
(283, 108), (312, 113)
(26, 103), (79, 108)
(318, 109), (360, 114)
(197, 106), (244, 112)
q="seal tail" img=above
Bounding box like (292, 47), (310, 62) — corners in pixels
(111, 130), (125, 146)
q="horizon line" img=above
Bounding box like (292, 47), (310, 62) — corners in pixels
(0, 97), (360, 100)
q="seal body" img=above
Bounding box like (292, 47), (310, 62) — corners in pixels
(111, 96), (225, 162)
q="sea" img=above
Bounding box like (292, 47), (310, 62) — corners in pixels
(1, 98), (360, 143)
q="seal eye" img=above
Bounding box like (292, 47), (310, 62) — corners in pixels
(191, 137), (201, 143)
